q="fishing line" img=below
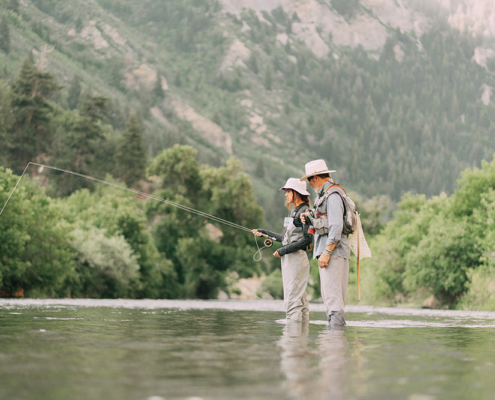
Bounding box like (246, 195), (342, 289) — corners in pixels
(0, 162), (275, 260)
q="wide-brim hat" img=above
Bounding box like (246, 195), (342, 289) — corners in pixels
(279, 178), (310, 196)
(300, 159), (336, 181)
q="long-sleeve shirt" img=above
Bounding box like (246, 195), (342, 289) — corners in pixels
(313, 182), (351, 260)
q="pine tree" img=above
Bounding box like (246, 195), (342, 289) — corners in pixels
(255, 157), (265, 178)
(75, 16), (83, 32)
(291, 66), (300, 106)
(264, 66), (272, 91)
(117, 114), (146, 187)
(174, 72), (182, 87)
(8, 0), (19, 13)
(0, 15), (10, 54)
(109, 59), (124, 90)
(247, 51), (259, 74)
(153, 74), (165, 100)
(9, 58), (60, 172)
(67, 75), (81, 110)
(212, 111), (222, 126)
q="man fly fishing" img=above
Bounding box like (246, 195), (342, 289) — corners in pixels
(300, 160), (354, 327)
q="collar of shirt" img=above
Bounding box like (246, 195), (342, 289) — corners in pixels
(317, 180), (333, 198)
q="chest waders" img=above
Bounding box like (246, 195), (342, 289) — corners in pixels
(280, 206), (310, 321)
(312, 184), (353, 327)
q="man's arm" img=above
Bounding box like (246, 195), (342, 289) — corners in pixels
(319, 193), (344, 268)
(325, 193), (344, 247)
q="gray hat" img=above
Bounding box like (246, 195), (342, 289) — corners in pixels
(300, 159), (336, 181)
(279, 178), (310, 196)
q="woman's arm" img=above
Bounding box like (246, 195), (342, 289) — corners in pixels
(255, 229), (283, 242)
(276, 224), (312, 256)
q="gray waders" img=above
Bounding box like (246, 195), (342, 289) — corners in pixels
(319, 255), (349, 326)
(281, 214), (310, 321)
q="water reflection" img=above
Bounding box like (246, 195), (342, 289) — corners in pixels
(278, 319), (311, 399)
(278, 320), (352, 400)
(1, 302), (495, 400)
(316, 326), (348, 400)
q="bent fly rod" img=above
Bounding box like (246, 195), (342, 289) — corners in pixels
(0, 162), (277, 260)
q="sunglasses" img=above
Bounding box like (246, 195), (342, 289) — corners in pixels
(307, 176), (314, 182)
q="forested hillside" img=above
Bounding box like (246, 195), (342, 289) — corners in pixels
(2, 0), (495, 229)
(2, 0), (495, 306)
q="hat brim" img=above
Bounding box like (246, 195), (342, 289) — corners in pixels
(279, 185), (310, 196)
(300, 170), (336, 181)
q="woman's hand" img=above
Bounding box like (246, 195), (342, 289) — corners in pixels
(273, 251), (281, 258)
(252, 229), (264, 237)
(300, 211), (307, 225)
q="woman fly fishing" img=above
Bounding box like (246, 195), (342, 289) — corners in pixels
(252, 178), (312, 321)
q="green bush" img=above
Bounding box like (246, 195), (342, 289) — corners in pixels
(69, 227), (140, 298)
(0, 167), (74, 297)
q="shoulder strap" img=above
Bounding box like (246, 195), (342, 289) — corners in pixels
(295, 204), (308, 218)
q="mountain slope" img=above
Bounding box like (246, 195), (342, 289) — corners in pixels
(2, 0), (495, 228)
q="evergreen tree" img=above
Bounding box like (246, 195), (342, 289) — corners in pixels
(153, 74), (165, 100)
(255, 157), (265, 178)
(174, 72), (182, 87)
(212, 111), (222, 126)
(247, 51), (259, 74)
(75, 16), (83, 32)
(264, 65), (272, 91)
(291, 67), (300, 106)
(50, 94), (109, 196)
(116, 114), (146, 187)
(9, 58), (59, 172)
(0, 15), (10, 54)
(0, 81), (12, 164)
(8, 0), (19, 13)
(67, 74), (81, 110)
(109, 58), (124, 90)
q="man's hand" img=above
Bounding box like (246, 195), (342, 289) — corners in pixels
(319, 243), (337, 268)
(273, 251), (281, 258)
(319, 253), (330, 268)
(252, 229), (264, 237)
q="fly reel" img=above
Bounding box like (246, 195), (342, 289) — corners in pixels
(264, 238), (273, 248)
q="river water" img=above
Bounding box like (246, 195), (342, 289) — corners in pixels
(1, 299), (495, 400)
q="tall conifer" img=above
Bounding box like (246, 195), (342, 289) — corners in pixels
(153, 75), (165, 100)
(117, 114), (146, 187)
(8, 0), (20, 13)
(0, 15), (10, 53)
(9, 58), (59, 171)
(67, 74), (81, 110)
(264, 66), (272, 91)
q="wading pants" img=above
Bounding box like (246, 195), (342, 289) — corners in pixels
(319, 255), (349, 326)
(281, 249), (310, 321)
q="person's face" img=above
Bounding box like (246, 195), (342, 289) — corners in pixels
(284, 189), (294, 204)
(308, 175), (319, 190)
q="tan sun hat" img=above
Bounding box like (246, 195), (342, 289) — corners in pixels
(300, 159), (336, 181)
(279, 178), (310, 196)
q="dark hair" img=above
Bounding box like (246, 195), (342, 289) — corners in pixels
(285, 190), (311, 210)
(300, 194), (310, 207)
(317, 173), (330, 179)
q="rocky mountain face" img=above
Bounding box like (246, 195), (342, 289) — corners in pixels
(1, 0), (495, 228)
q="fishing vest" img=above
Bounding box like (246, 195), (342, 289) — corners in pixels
(311, 184), (357, 236)
(282, 204), (309, 247)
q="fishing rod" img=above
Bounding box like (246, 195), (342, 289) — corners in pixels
(0, 162), (276, 259)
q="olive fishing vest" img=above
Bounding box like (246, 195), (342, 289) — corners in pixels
(282, 205), (308, 246)
(312, 185), (356, 236)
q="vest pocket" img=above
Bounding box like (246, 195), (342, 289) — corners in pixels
(313, 216), (329, 235)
